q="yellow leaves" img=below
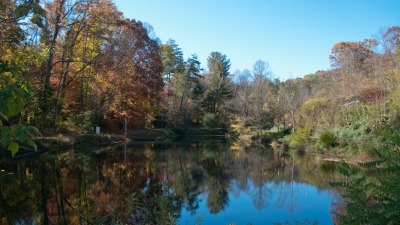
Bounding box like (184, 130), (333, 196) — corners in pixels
(299, 98), (330, 128)
(0, 72), (14, 86)
(7, 142), (19, 156)
(229, 142), (240, 152)
(301, 98), (328, 112)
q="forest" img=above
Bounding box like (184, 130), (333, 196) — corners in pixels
(1, 0), (400, 150)
(1, 0), (400, 223)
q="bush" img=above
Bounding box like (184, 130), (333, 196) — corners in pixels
(279, 126), (311, 149)
(334, 127), (400, 224)
(336, 124), (376, 154)
(319, 130), (336, 148)
(58, 110), (94, 132)
(280, 133), (294, 146)
(292, 126), (312, 146)
(260, 134), (273, 144)
(202, 113), (220, 129)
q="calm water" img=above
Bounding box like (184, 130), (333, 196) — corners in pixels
(0, 139), (343, 225)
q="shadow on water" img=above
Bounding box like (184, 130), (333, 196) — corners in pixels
(0, 139), (343, 225)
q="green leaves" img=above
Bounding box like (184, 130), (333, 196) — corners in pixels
(15, 3), (31, 18)
(15, 2), (46, 28)
(30, 14), (44, 28)
(28, 139), (37, 151)
(1, 81), (30, 119)
(160, 39), (185, 81)
(7, 142), (19, 156)
(1, 125), (38, 156)
(1, 126), (17, 156)
(0, 60), (39, 156)
(0, 112), (7, 125)
(207, 52), (231, 79)
(15, 2), (46, 18)
(335, 128), (400, 224)
(31, 2), (46, 16)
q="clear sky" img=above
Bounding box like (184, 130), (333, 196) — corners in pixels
(113, 0), (399, 80)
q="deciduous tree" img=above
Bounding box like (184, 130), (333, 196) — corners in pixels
(92, 19), (163, 129)
(383, 26), (400, 54)
(279, 78), (308, 132)
(329, 39), (377, 74)
(249, 60), (273, 127)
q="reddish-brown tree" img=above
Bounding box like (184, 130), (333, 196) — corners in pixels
(383, 26), (400, 54)
(329, 39), (378, 74)
(93, 19), (164, 130)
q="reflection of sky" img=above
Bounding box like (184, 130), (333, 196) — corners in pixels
(179, 180), (341, 225)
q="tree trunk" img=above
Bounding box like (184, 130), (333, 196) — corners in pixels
(291, 110), (295, 132)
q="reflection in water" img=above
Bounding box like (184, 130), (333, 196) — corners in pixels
(0, 140), (342, 225)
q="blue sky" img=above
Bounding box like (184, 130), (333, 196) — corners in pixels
(113, 0), (399, 80)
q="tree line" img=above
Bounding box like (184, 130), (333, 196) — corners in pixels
(1, 0), (400, 154)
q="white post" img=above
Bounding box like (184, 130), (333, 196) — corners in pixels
(94, 125), (100, 134)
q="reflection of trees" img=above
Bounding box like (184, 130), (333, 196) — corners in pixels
(247, 145), (274, 210)
(0, 158), (51, 225)
(165, 147), (204, 216)
(206, 176), (229, 214)
(154, 140), (341, 215)
(184, 167), (204, 214)
(166, 140), (233, 214)
(252, 184), (272, 210)
(0, 147), (181, 225)
(275, 181), (299, 213)
(0, 140), (343, 224)
(202, 156), (231, 214)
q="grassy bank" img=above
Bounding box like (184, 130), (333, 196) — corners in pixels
(34, 133), (127, 151)
(30, 126), (232, 153)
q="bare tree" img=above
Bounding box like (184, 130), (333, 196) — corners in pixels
(253, 59), (273, 80)
(279, 79), (308, 132)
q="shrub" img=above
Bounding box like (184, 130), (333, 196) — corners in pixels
(260, 134), (272, 144)
(280, 132), (294, 146)
(58, 110), (94, 132)
(334, 127), (400, 224)
(292, 126), (312, 146)
(319, 130), (336, 148)
(300, 97), (329, 128)
(202, 113), (220, 129)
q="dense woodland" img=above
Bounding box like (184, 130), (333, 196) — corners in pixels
(1, 0), (400, 224)
(0, 0), (400, 151)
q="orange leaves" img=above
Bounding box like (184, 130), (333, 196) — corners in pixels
(329, 39), (377, 72)
(92, 19), (163, 128)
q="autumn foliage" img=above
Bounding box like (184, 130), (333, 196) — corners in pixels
(1, 0), (164, 133)
(92, 19), (164, 129)
(0, 0), (399, 138)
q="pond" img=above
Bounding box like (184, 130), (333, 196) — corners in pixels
(0, 139), (343, 225)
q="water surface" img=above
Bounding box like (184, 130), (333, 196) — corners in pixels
(0, 140), (342, 225)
